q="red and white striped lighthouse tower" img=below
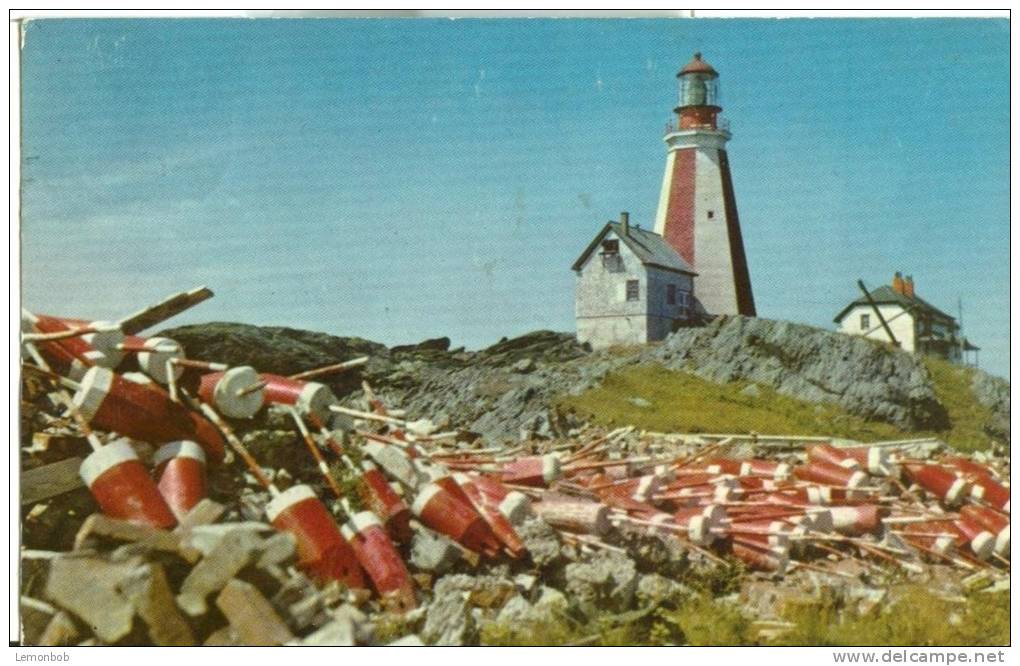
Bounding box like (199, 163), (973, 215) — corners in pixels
(654, 53), (756, 317)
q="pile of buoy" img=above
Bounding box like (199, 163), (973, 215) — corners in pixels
(20, 287), (1011, 617)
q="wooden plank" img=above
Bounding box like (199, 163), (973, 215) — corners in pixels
(117, 286), (214, 335)
(21, 457), (84, 505)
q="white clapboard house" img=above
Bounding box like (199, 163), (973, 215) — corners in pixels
(833, 273), (979, 365)
(572, 213), (697, 349)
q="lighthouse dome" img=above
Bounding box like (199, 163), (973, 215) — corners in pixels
(678, 52), (718, 78)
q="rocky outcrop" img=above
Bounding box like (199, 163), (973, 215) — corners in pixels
(648, 316), (949, 431)
(161, 317), (1006, 444)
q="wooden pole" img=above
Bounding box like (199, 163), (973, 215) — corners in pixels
(288, 407), (343, 498)
(199, 402), (277, 494)
(288, 356), (369, 382)
(857, 279), (900, 347)
(117, 286), (214, 336)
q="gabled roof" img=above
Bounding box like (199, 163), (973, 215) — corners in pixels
(571, 222), (697, 275)
(833, 284), (956, 324)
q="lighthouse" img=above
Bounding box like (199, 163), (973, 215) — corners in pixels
(653, 53), (756, 317)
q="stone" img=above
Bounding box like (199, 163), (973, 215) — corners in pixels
(177, 528), (263, 616)
(533, 586), (568, 613)
(215, 579), (295, 646)
(74, 514), (193, 561)
(516, 517), (562, 567)
(203, 626), (243, 646)
(410, 527), (462, 573)
(44, 556), (140, 643)
(496, 595), (535, 624)
(422, 590), (474, 646)
(386, 634), (425, 646)
(563, 550), (638, 612)
(178, 522), (271, 557)
(627, 396), (652, 408)
(255, 532), (298, 568)
(294, 618), (356, 646)
(120, 563), (196, 646)
(173, 499), (226, 533)
(513, 358), (536, 374)
(636, 574), (693, 606)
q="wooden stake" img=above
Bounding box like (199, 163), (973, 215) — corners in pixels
(22, 326), (102, 343)
(117, 286), (214, 336)
(288, 356), (369, 382)
(198, 402), (277, 495)
(288, 407), (342, 498)
(234, 379), (267, 395)
(171, 358), (228, 372)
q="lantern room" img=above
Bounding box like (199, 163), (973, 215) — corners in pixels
(675, 52), (721, 130)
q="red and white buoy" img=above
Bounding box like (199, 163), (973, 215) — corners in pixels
(793, 461), (868, 490)
(501, 454), (561, 487)
(807, 444), (862, 470)
(260, 373), (338, 423)
(672, 504), (726, 545)
(79, 439), (177, 529)
(960, 505), (1009, 558)
(73, 366), (225, 461)
(265, 484), (366, 589)
(840, 446), (893, 475)
(198, 366), (265, 419)
(133, 336), (184, 385)
(359, 461), (414, 543)
(152, 440), (207, 520)
(411, 482), (502, 557)
(903, 464), (970, 507)
(828, 505), (884, 536)
(453, 473), (527, 558)
(468, 473), (532, 525)
(534, 499), (611, 536)
(730, 540), (789, 573)
(968, 477), (1010, 514)
(953, 519), (995, 561)
(23, 312), (125, 380)
(341, 511), (417, 612)
(739, 459), (791, 480)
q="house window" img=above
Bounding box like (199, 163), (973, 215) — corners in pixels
(666, 284), (677, 305)
(860, 314), (870, 331)
(601, 239), (619, 255)
(707, 210), (715, 219)
(626, 280), (640, 302)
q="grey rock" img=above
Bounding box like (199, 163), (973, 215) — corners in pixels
(496, 595), (535, 624)
(627, 396), (652, 408)
(516, 517), (562, 567)
(423, 590), (474, 646)
(410, 528), (461, 574)
(386, 634), (426, 646)
(513, 358), (536, 374)
(636, 574), (693, 606)
(564, 551), (638, 612)
(739, 383), (761, 398)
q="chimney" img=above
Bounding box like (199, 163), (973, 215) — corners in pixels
(904, 275), (915, 298)
(892, 271), (905, 294)
(620, 211), (630, 236)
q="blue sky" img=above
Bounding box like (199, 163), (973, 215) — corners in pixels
(19, 18), (1010, 377)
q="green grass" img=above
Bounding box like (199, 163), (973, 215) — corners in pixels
(557, 365), (907, 442)
(920, 357), (1002, 452)
(557, 362), (1004, 450)
(474, 587), (1009, 646)
(772, 588), (1010, 647)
